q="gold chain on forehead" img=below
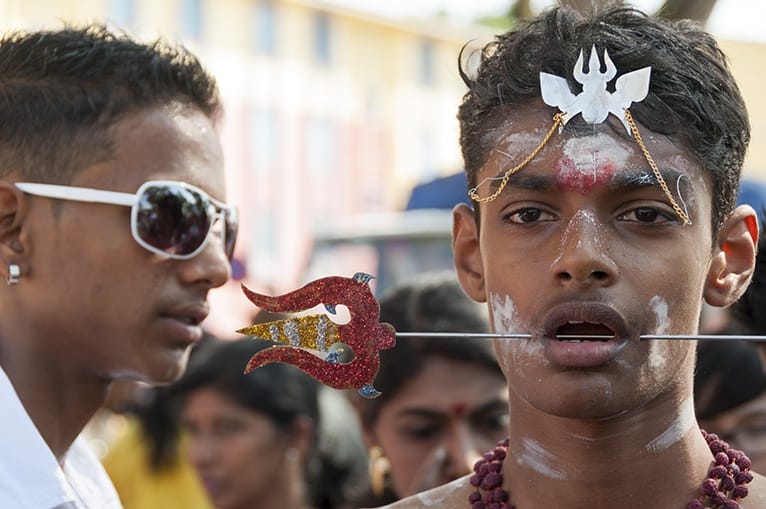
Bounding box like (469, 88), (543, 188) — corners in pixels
(468, 110), (692, 226)
(468, 113), (563, 204)
(623, 110), (691, 225)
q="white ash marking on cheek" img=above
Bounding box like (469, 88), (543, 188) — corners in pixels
(647, 296), (670, 371)
(645, 398), (696, 452)
(489, 292), (544, 366)
(513, 437), (569, 480)
(490, 292), (518, 334)
(649, 296), (670, 335)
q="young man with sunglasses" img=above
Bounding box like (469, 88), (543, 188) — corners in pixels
(0, 26), (236, 507)
(385, 7), (766, 509)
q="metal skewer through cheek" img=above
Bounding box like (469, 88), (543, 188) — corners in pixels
(394, 332), (766, 342)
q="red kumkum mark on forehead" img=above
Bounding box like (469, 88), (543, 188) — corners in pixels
(554, 156), (617, 194)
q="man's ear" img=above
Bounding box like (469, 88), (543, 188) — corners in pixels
(452, 203), (486, 303)
(287, 415), (315, 459)
(703, 204), (758, 307)
(349, 394), (377, 449)
(0, 181), (28, 280)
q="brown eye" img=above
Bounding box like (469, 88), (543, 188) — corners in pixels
(504, 207), (555, 224)
(634, 207), (659, 222)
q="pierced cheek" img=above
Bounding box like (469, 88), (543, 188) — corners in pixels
(554, 156), (616, 194)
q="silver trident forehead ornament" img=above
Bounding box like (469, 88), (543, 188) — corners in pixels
(471, 45), (690, 224)
(540, 45), (651, 134)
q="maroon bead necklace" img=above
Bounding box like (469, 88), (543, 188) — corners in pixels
(469, 431), (753, 509)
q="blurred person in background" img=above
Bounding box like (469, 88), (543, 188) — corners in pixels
(352, 272), (508, 505)
(102, 335), (218, 509)
(695, 228), (766, 472)
(177, 337), (357, 509)
(0, 24), (233, 508)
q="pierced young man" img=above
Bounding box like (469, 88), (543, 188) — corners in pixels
(386, 7), (765, 509)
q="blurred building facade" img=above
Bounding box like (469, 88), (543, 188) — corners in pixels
(0, 0), (492, 333)
(0, 0), (763, 334)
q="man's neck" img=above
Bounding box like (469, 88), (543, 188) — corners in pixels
(1, 345), (108, 461)
(503, 397), (714, 508)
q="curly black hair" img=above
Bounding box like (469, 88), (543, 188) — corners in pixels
(458, 6), (749, 232)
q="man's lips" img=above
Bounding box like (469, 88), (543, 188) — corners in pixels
(542, 302), (630, 341)
(554, 322), (615, 341)
(539, 302), (631, 367)
(161, 302), (209, 326)
(158, 302), (209, 344)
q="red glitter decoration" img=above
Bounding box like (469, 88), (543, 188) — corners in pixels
(239, 273), (396, 398)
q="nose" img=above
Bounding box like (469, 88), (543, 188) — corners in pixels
(180, 233), (231, 288)
(443, 425), (483, 481)
(187, 432), (216, 469)
(551, 210), (618, 287)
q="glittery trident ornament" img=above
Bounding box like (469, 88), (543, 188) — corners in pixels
(237, 273), (396, 399)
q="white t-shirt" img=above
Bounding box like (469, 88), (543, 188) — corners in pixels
(0, 366), (122, 509)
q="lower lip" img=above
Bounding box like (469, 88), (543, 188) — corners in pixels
(544, 337), (627, 367)
(201, 478), (221, 497)
(160, 317), (203, 344)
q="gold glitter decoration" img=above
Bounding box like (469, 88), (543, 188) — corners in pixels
(237, 314), (340, 351)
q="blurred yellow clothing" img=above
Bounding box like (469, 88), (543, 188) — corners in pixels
(102, 417), (212, 509)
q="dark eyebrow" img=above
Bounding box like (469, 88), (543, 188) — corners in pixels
(609, 167), (691, 195)
(488, 170), (554, 195)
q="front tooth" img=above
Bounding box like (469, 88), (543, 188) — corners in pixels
(568, 320), (584, 324)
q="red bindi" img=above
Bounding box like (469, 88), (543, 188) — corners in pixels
(554, 156), (616, 194)
(450, 403), (467, 417)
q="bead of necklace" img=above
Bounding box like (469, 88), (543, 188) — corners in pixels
(468, 430), (753, 509)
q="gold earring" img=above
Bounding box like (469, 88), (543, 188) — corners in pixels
(368, 445), (391, 497)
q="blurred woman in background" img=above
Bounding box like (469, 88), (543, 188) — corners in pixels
(177, 337), (355, 509)
(353, 272), (509, 505)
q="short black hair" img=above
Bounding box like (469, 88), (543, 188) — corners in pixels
(0, 25), (221, 183)
(458, 7), (749, 232)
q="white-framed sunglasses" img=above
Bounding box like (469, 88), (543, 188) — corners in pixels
(15, 180), (238, 260)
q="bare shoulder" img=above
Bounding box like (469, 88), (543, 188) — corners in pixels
(371, 476), (472, 509)
(743, 471), (766, 508)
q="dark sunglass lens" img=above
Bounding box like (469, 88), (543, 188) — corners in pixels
(224, 209), (238, 259)
(136, 185), (211, 256)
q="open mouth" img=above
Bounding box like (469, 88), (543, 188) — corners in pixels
(555, 321), (616, 342)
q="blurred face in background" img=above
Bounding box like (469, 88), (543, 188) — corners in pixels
(364, 357), (508, 498)
(182, 387), (306, 509)
(700, 390), (766, 473)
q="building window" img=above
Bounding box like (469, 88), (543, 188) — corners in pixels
(253, 0), (277, 55)
(109, 0), (136, 28)
(419, 39), (435, 86)
(180, 0), (203, 40)
(248, 109), (279, 174)
(418, 132), (436, 181)
(313, 12), (331, 66)
(305, 118), (335, 176)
